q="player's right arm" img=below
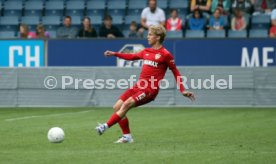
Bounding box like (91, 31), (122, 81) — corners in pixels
(104, 50), (143, 60)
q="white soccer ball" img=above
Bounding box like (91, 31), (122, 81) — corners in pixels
(47, 127), (65, 143)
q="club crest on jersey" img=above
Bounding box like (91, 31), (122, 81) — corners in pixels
(155, 54), (161, 60)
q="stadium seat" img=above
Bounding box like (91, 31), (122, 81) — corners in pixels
(21, 16), (41, 31)
(127, 8), (143, 16)
(86, 0), (106, 9)
(166, 31), (183, 38)
(0, 16), (19, 31)
(128, 0), (147, 9)
(65, 1), (85, 17)
(169, 0), (188, 8)
(228, 30), (247, 38)
(42, 16), (61, 31)
(158, 0), (168, 9)
(249, 29), (268, 38)
(123, 29), (130, 37)
(206, 30), (226, 38)
(45, 1), (64, 16)
(70, 16), (81, 26)
(107, 9), (126, 16)
(0, 31), (16, 39)
(107, 0), (126, 9)
(251, 15), (270, 29)
(90, 16), (103, 26)
(185, 30), (205, 38)
(3, 1), (23, 16)
(112, 16), (123, 25)
(24, 1), (44, 17)
(125, 15), (140, 25)
(86, 9), (105, 17)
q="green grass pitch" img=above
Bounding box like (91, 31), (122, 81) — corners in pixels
(0, 107), (276, 164)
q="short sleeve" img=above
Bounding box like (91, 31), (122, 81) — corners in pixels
(141, 8), (147, 19)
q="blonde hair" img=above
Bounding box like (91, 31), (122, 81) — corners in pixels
(149, 25), (166, 43)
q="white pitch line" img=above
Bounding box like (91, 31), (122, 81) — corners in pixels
(5, 110), (93, 122)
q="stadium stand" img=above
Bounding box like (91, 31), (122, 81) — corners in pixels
(0, 16), (19, 31)
(0, 31), (15, 39)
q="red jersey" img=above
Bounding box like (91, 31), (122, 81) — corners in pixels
(115, 47), (185, 93)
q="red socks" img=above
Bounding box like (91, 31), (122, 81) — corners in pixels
(118, 117), (130, 134)
(106, 113), (122, 127)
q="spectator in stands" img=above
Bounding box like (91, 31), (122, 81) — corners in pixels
(208, 8), (225, 30)
(36, 24), (50, 39)
(188, 9), (206, 30)
(57, 16), (78, 38)
(166, 9), (183, 31)
(190, 0), (212, 18)
(140, 0), (166, 30)
(251, 0), (276, 15)
(19, 24), (36, 39)
(231, 8), (248, 31)
(99, 15), (124, 38)
(128, 21), (143, 38)
(211, 0), (231, 15)
(78, 16), (97, 38)
(269, 9), (276, 37)
(231, 0), (252, 15)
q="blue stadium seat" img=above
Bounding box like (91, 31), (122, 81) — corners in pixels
(251, 15), (270, 29)
(42, 16), (61, 31)
(158, 0), (168, 9)
(0, 31), (16, 39)
(249, 29), (268, 38)
(0, 16), (19, 31)
(86, 9), (105, 17)
(206, 30), (226, 38)
(65, 1), (85, 16)
(125, 15), (140, 25)
(45, 1), (64, 16)
(185, 30), (205, 38)
(127, 8), (143, 16)
(123, 30), (130, 38)
(169, 0), (188, 9)
(70, 16), (81, 26)
(90, 16), (103, 26)
(4, 1), (23, 16)
(21, 16), (40, 31)
(128, 0), (147, 9)
(24, 1), (44, 16)
(166, 31), (183, 38)
(228, 30), (247, 38)
(106, 0), (126, 16)
(107, 9), (125, 16)
(112, 16), (123, 25)
(107, 0), (126, 9)
(86, 0), (106, 9)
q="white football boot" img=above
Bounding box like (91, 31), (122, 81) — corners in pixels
(114, 135), (134, 143)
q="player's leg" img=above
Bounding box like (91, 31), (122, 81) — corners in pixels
(113, 99), (132, 138)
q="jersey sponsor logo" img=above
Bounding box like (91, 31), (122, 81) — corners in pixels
(155, 54), (161, 60)
(136, 92), (146, 101)
(144, 60), (158, 67)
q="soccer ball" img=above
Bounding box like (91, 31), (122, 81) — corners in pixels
(47, 127), (65, 143)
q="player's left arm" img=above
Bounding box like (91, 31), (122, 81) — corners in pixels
(166, 54), (195, 101)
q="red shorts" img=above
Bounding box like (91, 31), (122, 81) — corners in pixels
(119, 86), (158, 107)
